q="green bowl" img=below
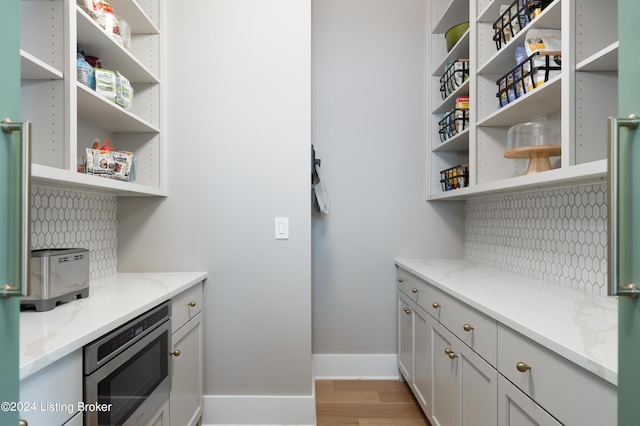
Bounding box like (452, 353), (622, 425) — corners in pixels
(445, 22), (469, 52)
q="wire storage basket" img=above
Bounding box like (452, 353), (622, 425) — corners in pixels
(439, 60), (469, 100)
(440, 164), (469, 192)
(492, 0), (556, 50)
(496, 51), (561, 107)
(438, 108), (469, 142)
(493, 0), (528, 50)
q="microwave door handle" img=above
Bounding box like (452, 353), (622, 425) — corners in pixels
(1, 119), (31, 299)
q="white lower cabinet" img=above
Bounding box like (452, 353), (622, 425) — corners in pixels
(145, 398), (170, 426)
(397, 267), (616, 426)
(497, 324), (616, 425)
(20, 349), (82, 426)
(412, 302), (432, 417)
(498, 375), (560, 426)
(170, 282), (204, 426)
(399, 292), (433, 417)
(431, 318), (497, 426)
(398, 293), (414, 382)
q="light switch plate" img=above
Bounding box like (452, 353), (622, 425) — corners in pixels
(275, 217), (289, 240)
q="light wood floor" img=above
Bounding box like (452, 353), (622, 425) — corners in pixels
(315, 380), (432, 426)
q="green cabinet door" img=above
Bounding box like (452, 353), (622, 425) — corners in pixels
(0, 0), (23, 425)
(617, 0), (640, 424)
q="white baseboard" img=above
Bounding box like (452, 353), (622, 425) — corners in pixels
(312, 354), (400, 379)
(201, 354), (399, 425)
(201, 393), (316, 426)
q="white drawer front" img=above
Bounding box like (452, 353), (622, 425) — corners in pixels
(425, 285), (497, 366)
(172, 281), (204, 334)
(397, 268), (431, 306)
(498, 324), (616, 426)
(441, 293), (497, 367)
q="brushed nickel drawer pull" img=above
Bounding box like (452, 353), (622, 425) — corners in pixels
(398, 278), (404, 283)
(412, 288), (418, 293)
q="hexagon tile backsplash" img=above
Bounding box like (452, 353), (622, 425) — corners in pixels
(31, 186), (117, 279)
(31, 183), (607, 294)
(465, 183), (608, 296)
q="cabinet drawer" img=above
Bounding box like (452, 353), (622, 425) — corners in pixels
(498, 324), (616, 426)
(172, 281), (204, 334)
(428, 286), (498, 366)
(397, 268), (432, 306)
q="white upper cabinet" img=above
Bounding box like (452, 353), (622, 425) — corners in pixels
(20, 0), (165, 196)
(427, 0), (618, 200)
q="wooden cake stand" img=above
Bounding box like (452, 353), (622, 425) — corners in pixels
(503, 144), (561, 175)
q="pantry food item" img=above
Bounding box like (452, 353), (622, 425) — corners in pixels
(493, 1), (528, 49)
(115, 71), (133, 110)
(496, 40), (560, 108)
(92, 68), (133, 109)
(455, 95), (469, 110)
(440, 60), (469, 99)
(77, 0), (131, 49)
(77, 45), (94, 89)
(524, 28), (561, 88)
(438, 98), (470, 143)
(95, 68), (117, 102)
(85, 148), (134, 181)
(440, 164), (469, 191)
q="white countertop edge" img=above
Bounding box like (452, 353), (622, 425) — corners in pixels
(19, 271), (208, 380)
(394, 258), (618, 386)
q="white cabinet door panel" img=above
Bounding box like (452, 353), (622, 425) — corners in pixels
(170, 311), (204, 426)
(431, 320), (459, 426)
(498, 375), (561, 426)
(398, 292), (414, 381)
(413, 303), (432, 417)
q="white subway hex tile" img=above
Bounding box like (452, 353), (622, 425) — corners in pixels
(31, 186), (117, 279)
(465, 183), (607, 294)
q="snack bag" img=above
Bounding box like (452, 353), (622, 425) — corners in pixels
(524, 29), (561, 88)
(86, 148), (115, 177)
(95, 68), (117, 102)
(115, 71), (133, 110)
(111, 150), (134, 181)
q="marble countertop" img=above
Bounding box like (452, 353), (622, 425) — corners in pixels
(395, 258), (617, 386)
(20, 272), (208, 380)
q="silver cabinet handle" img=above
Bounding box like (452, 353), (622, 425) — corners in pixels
(608, 114), (640, 298)
(0, 119), (31, 299)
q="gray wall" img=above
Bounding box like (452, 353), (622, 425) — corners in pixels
(118, 0), (466, 398)
(117, 0), (312, 396)
(311, 0), (465, 355)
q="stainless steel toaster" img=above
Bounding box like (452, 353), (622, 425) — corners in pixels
(21, 248), (90, 311)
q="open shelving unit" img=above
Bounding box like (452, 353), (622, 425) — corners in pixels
(427, 0), (618, 200)
(20, 0), (166, 196)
